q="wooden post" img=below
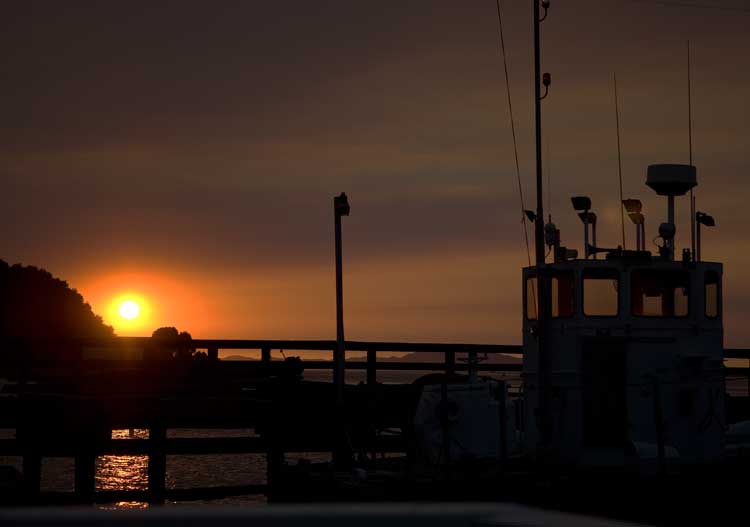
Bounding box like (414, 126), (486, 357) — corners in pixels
(207, 347), (218, 361)
(74, 449), (97, 503)
(366, 347), (377, 462)
(366, 348), (377, 385)
(17, 422), (41, 502)
(445, 349), (456, 376)
(498, 381), (508, 464)
(148, 421), (167, 504)
(21, 449), (41, 502)
(261, 347), (271, 364)
(265, 422), (284, 502)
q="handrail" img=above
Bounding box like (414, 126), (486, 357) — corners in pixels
(3, 336), (748, 359)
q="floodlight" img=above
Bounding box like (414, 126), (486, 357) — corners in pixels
(622, 199), (642, 214)
(628, 212), (644, 225)
(695, 211), (715, 261)
(577, 211), (597, 225)
(571, 196), (591, 212)
(696, 212), (715, 227)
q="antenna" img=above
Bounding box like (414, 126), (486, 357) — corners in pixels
(546, 133), (551, 218)
(614, 73), (626, 249)
(688, 40), (696, 261)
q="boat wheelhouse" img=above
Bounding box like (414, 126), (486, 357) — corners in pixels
(521, 163), (724, 467)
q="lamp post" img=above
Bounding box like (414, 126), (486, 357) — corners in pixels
(333, 192), (350, 407)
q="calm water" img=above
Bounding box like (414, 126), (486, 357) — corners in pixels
(0, 427), (287, 508)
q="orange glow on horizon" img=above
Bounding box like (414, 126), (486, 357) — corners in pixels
(77, 269), (210, 337)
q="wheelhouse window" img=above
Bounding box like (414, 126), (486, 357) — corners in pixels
(705, 271), (720, 319)
(526, 276), (538, 320)
(526, 271), (575, 320)
(631, 270), (689, 317)
(583, 268), (619, 317)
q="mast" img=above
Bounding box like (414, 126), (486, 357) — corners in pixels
(533, 0), (551, 452)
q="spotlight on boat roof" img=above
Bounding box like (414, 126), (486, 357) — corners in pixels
(628, 212), (645, 225)
(622, 199), (642, 214)
(696, 212), (715, 227)
(578, 211), (597, 225)
(571, 196), (591, 212)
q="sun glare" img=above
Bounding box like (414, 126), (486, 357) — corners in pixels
(119, 300), (140, 320)
(105, 292), (152, 335)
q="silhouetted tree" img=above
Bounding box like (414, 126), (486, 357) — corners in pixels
(151, 326), (194, 360)
(0, 260), (114, 339)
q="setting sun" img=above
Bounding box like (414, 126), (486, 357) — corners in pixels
(119, 300), (140, 320)
(104, 292), (153, 335)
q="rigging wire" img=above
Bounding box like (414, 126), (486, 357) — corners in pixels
(494, 0), (535, 316)
(624, 0), (750, 13)
(546, 134), (551, 220)
(688, 40), (696, 260)
(613, 73), (626, 249)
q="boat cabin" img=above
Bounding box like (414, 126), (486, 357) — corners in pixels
(520, 164), (725, 466)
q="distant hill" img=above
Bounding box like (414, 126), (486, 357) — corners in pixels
(379, 352), (521, 364)
(0, 260), (114, 339)
(221, 352), (521, 364)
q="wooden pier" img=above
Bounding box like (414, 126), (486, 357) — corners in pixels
(0, 337), (748, 505)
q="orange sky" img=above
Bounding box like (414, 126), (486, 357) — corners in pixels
(2, 1), (749, 345)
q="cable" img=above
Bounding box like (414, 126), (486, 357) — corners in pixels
(624, 0), (750, 13)
(614, 73), (626, 249)
(494, 0), (535, 317)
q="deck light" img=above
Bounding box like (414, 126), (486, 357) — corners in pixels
(571, 196), (591, 212)
(695, 211), (715, 261)
(624, 200), (646, 250)
(571, 196), (595, 259)
(622, 199), (642, 214)
(696, 212), (715, 227)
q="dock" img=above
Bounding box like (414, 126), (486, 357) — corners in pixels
(0, 337), (748, 505)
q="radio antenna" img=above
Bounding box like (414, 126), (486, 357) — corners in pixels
(614, 73), (626, 249)
(546, 134), (552, 219)
(688, 40), (696, 260)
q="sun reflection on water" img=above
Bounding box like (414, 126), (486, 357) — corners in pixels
(97, 429), (149, 496)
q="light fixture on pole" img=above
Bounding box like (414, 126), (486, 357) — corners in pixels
(333, 192), (350, 407)
(571, 196), (594, 258)
(695, 211), (715, 262)
(623, 199), (645, 251)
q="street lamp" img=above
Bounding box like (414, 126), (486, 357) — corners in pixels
(333, 192), (349, 407)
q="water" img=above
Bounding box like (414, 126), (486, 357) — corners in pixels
(0, 428), (274, 508)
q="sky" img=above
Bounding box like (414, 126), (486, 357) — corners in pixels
(1, 0), (749, 345)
